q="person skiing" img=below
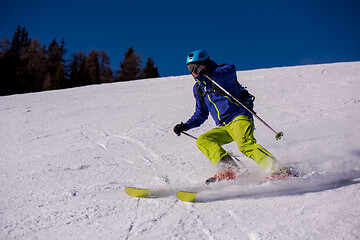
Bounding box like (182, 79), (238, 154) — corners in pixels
(173, 50), (291, 184)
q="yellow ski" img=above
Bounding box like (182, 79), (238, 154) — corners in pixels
(125, 187), (153, 198)
(125, 187), (199, 201)
(176, 191), (197, 202)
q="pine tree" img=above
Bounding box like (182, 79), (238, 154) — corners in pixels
(68, 51), (87, 87)
(68, 52), (80, 87)
(86, 49), (100, 84)
(139, 57), (160, 79)
(78, 52), (89, 86)
(115, 47), (142, 81)
(0, 37), (11, 57)
(45, 38), (66, 90)
(0, 37), (11, 95)
(0, 25), (30, 95)
(99, 50), (113, 83)
(19, 38), (47, 92)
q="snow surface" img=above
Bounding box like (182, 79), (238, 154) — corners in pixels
(1, 62), (360, 239)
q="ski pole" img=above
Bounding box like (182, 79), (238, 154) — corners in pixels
(180, 131), (247, 168)
(181, 131), (198, 140)
(203, 74), (284, 140)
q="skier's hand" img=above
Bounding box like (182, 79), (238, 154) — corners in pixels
(173, 122), (188, 136)
(194, 65), (211, 77)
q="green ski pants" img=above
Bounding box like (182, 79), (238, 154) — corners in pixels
(196, 115), (278, 172)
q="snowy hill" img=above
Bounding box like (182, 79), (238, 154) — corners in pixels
(1, 62), (360, 239)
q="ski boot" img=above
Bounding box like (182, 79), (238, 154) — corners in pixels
(264, 167), (299, 181)
(205, 155), (244, 185)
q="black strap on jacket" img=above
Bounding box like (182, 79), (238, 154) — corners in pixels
(196, 80), (255, 112)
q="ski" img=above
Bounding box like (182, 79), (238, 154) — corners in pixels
(125, 186), (201, 199)
(124, 187), (175, 198)
(176, 191), (198, 202)
(125, 187), (153, 198)
(125, 186), (204, 200)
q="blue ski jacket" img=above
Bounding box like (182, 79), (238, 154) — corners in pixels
(185, 63), (253, 130)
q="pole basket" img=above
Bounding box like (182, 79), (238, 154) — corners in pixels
(275, 131), (284, 140)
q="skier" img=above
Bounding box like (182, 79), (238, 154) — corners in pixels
(173, 50), (291, 184)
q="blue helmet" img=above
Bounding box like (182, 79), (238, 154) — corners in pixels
(186, 50), (209, 65)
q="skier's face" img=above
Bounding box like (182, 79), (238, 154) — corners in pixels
(187, 63), (200, 78)
(187, 63), (198, 73)
(191, 72), (199, 78)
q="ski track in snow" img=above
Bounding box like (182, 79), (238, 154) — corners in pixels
(1, 62), (360, 239)
(79, 123), (171, 184)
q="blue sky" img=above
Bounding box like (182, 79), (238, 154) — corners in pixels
(1, 0), (360, 77)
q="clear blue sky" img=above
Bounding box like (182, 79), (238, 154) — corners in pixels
(1, 0), (360, 77)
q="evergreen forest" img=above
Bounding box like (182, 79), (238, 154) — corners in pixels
(0, 26), (160, 96)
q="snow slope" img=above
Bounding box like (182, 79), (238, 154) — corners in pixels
(1, 62), (360, 239)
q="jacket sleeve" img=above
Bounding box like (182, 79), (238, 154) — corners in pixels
(184, 84), (209, 130)
(211, 64), (237, 85)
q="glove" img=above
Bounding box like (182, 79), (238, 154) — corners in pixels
(173, 122), (188, 136)
(195, 65), (211, 77)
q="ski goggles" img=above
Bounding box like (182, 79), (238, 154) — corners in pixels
(186, 63), (199, 73)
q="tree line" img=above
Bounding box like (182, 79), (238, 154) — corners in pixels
(0, 26), (160, 96)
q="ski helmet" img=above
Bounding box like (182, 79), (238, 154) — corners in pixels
(186, 50), (209, 65)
